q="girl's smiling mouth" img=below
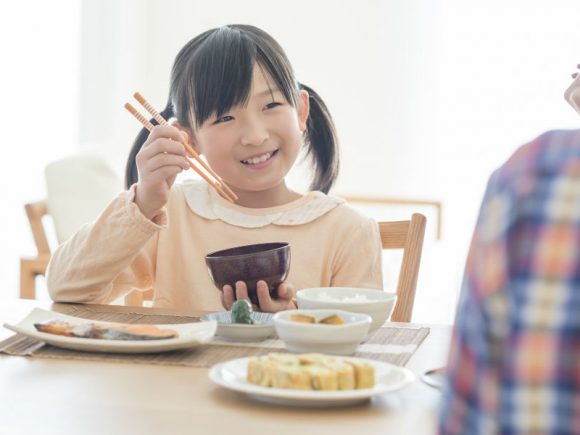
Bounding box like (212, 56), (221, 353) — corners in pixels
(240, 149), (279, 166)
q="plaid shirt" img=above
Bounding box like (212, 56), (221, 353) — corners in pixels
(439, 130), (580, 434)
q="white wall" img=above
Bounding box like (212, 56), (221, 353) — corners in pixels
(5, 0), (580, 323)
(0, 0), (80, 300)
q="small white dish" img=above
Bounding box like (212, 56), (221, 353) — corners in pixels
(3, 308), (216, 354)
(209, 356), (415, 407)
(201, 311), (274, 341)
(296, 288), (397, 334)
(273, 309), (371, 355)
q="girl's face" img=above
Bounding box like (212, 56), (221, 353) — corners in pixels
(189, 65), (309, 204)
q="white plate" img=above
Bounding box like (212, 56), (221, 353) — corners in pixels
(3, 308), (217, 354)
(201, 311), (274, 341)
(208, 356), (415, 407)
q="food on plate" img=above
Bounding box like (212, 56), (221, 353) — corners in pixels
(289, 313), (316, 323)
(318, 314), (345, 325)
(347, 358), (375, 389)
(231, 299), (254, 324)
(33, 320), (178, 340)
(247, 352), (375, 390)
(289, 313), (345, 325)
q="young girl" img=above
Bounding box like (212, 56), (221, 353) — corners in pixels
(47, 24), (383, 313)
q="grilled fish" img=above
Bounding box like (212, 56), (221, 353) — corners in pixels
(34, 320), (178, 340)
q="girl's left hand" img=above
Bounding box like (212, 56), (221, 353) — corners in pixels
(221, 281), (297, 313)
(256, 281), (297, 313)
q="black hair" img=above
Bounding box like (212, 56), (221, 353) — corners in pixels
(125, 24), (339, 193)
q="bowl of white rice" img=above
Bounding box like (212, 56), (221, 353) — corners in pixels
(295, 288), (396, 334)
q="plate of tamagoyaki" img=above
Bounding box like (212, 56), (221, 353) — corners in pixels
(209, 352), (415, 407)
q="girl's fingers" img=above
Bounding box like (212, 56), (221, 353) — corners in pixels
(219, 291), (227, 310)
(277, 282), (296, 300)
(144, 125), (187, 147)
(256, 280), (277, 312)
(140, 138), (187, 161)
(167, 174), (178, 188)
(142, 153), (190, 173)
(224, 281), (297, 313)
(145, 166), (186, 185)
(234, 281), (250, 302)
(222, 285), (235, 309)
(257, 281), (296, 312)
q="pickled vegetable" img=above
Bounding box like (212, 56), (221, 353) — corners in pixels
(231, 299), (254, 324)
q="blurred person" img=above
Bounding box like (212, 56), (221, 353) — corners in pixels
(439, 126), (580, 433)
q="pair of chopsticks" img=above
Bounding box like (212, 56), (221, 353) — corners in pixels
(124, 93), (238, 203)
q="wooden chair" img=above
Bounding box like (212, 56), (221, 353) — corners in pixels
(379, 213), (427, 322)
(20, 201), (51, 299)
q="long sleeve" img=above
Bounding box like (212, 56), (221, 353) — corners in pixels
(47, 186), (165, 304)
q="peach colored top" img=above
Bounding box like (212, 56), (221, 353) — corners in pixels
(47, 181), (383, 312)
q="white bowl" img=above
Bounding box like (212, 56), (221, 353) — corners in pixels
(273, 309), (371, 355)
(296, 288), (396, 334)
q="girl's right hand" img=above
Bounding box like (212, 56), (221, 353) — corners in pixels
(134, 125), (190, 220)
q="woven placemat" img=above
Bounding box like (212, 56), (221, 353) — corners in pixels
(0, 305), (429, 368)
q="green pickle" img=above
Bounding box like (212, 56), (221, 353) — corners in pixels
(231, 299), (254, 324)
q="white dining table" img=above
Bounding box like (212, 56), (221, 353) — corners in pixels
(0, 298), (451, 435)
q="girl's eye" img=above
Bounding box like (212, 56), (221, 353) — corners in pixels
(214, 115), (234, 124)
(264, 102), (281, 110)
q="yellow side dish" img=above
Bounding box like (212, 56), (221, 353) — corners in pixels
(246, 353), (375, 391)
(289, 313), (345, 325)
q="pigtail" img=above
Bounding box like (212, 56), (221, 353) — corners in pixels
(298, 83), (339, 194)
(124, 103), (175, 189)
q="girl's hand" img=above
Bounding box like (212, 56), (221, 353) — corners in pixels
(257, 281), (296, 312)
(134, 125), (190, 220)
(220, 281), (297, 313)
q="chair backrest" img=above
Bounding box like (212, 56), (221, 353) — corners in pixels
(21, 154), (123, 299)
(379, 213), (427, 322)
(45, 154), (122, 243)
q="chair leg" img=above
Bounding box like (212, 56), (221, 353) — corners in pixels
(20, 259), (36, 299)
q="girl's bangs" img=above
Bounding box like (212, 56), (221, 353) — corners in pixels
(181, 27), (297, 128)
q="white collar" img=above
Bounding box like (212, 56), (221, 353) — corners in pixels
(180, 180), (344, 228)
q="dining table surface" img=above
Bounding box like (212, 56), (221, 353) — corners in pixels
(0, 298), (452, 435)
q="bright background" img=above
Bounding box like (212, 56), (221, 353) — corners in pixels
(2, 0), (580, 323)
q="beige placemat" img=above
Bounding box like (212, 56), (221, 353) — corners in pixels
(0, 305), (429, 368)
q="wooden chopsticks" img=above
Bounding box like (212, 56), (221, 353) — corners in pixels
(124, 93), (238, 203)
